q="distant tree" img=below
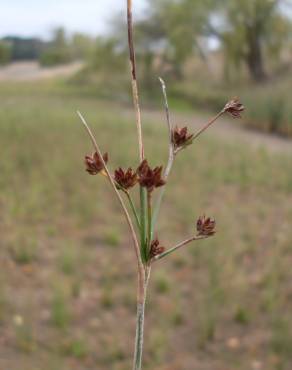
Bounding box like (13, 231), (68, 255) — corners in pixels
(3, 36), (45, 60)
(40, 28), (73, 67)
(0, 41), (12, 65)
(71, 33), (95, 60)
(218, 0), (292, 81)
(107, 2), (212, 81)
(89, 37), (127, 74)
(144, 0), (217, 79)
(145, 0), (292, 82)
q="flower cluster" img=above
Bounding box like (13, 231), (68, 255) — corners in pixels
(114, 167), (137, 190)
(137, 160), (166, 193)
(224, 98), (245, 119)
(149, 238), (165, 259)
(85, 151), (108, 175)
(172, 126), (194, 150)
(196, 215), (216, 236)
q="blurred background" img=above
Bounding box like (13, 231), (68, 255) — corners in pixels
(0, 1), (292, 369)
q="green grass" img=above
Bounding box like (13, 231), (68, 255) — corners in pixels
(0, 80), (292, 370)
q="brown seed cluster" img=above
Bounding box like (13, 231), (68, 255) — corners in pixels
(149, 238), (165, 259)
(172, 126), (194, 150)
(224, 98), (245, 119)
(137, 160), (166, 192)
(85, 151), (108, 175)
(196, 215), (216, 236)
(114, 167), (137, 190)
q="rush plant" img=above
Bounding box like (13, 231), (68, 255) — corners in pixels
(77, 1), (244, 369)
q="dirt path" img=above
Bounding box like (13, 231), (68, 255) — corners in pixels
(0, 61), (83, 81)
(1, 62), (291, 154)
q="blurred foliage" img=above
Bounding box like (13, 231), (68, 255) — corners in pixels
(1, 29), (95, 66)
(0, 41), (11, 65)
(220, 0), (292, 81)
(71, 33), (95, 60)
(72, 36), (129, 98)
(2, 36), (45, 61)
(143, 0), (292, 82)
(40, 28), (74, 67)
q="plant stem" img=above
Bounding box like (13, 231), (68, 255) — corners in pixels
(159, 78), (174, 164)
(77, 111), (143, 267)
(154, 235), (209, 261)
(151, 156), (174, 237)
(126, 191), (141, 229)
(140, 186), (148, 262)
(153, 108), (226, 231)
(78, 110), (147, 369)
(152, 78), (175, 235)
(133, 267), (150, 370)
(127, 0), (144, 161)
(147, 191), (152, 254)
(189, 110), (225, 142)
(133, 302), (145, 370)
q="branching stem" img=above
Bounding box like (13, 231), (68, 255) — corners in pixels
(182, 110), (225, 149)
(77, 111), (144, 276)
(154, 235), (210, 262)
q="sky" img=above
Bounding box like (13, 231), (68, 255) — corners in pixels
(1, 0), (147, 39)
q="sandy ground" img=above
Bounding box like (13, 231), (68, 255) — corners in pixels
(0, 61), (83, 81)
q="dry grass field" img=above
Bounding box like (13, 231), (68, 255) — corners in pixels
(0, 80), (292, 370)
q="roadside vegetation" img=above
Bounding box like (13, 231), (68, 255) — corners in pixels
(1, 0), (292, 136)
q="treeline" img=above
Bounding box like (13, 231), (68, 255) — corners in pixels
(75, 0), (292, 137)
(78, 0), (292, 85)
(0, 28), (95, 66)
(1, 0), (292, 135)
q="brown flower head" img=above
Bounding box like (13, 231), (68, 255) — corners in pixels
(196, 215), (216, 236)
(137, 159), (166, 192)
(224, 98), (245, 118)
(114, 167), (137, 190)
(85, 151), (108, 175)
(149, 238), (165, 259)
(172, 126), (194, 150)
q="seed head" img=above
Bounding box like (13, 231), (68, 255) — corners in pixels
(196, 215), (216, 236)
(137, 159), (166, 192)
(224, 98), (245, 119)
(172, 126), (194, 150)
(114, 167), (137, 190)
(85, 151), (108, 175)
(149, 238), (165, 259)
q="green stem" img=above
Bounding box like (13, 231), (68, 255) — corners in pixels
(152, 78), (175, 239)
(126, 192), (141, 229)
(140, 186), (148, 262)
(151, 154), (174, 237)
(152, 184), (167, 237)
(147, 191), (152, 255)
